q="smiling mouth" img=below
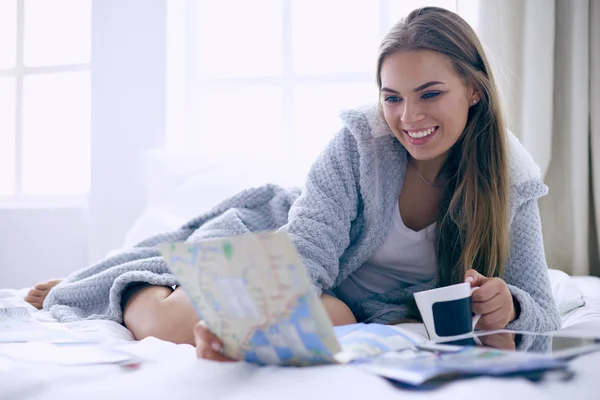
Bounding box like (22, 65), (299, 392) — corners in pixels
(403, 126), (439, 139)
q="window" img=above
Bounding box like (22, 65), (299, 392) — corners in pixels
(166, 0), (478, 182)
(0, 0), (91, 203)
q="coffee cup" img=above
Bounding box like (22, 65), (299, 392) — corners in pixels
(414, 282), (481, 342)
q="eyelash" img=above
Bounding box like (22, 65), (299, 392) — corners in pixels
(384, 91), (442, 103)
(421, 91), (441, 100)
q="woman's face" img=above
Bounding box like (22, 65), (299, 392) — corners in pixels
(379, 50), (478, 162)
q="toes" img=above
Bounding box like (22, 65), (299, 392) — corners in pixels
(27, 289), (43, 298)
(24, 296), (43, 309)
(25, 293), (40, 302)
(35, 279), (62, 291)
(34, 284), (51, 291)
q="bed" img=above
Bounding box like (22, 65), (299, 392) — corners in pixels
(0, 271), (599, 400)
(1, 152), (599, 400)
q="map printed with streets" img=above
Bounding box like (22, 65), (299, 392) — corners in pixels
(159, 231), (341, 366)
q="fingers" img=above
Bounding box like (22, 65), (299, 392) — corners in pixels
(464, 269), (490, 287)
(194, 321), (236, 362)
(476, 308), (509, 331)
(472, 292), (503, 315)
(471, 277), (514, 330)
(471, 278), (504, 303)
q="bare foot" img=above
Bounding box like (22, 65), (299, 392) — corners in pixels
(24, 279), (63, 310)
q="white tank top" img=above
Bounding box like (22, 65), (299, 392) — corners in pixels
(333, 205), (438, 305)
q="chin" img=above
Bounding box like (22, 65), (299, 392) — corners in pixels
(405, 148), (447, 162)
(395, 131), (453, 163)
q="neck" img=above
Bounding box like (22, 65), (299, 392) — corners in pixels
(410, 152), (450, 185)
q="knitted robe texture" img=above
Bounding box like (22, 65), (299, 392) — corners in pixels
(44, 104), (561, 333)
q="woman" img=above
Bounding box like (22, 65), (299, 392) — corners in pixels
(28, 7), (560, 359)
(194, 6), (560, 360)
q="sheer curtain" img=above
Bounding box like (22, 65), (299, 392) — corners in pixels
(475, 0), (600, 277)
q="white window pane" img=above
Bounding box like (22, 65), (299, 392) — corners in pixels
(188, 86), (284, 155)
(24, 0), (91, 67)
(196, 0), (282, 79)
(22, 72), (90, 195)
(0, 78), (16, 195)
(291, 0), (380, 74)
(388, 0), (457, 29)
(0, 0), (17, 68)
(292, 82), (377, 173)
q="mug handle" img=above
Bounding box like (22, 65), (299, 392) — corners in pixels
(471, 286), (482, 330)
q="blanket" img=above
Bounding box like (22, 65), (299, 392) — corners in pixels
(44, 184), (302, 323)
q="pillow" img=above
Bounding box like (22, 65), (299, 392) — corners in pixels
(122, 149), (306, 248)
(547, 268), (586, 316)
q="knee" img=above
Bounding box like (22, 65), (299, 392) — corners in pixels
(122, 285), (174, 341)
(320, 293), (357, 326)
(123, 286), (200, 345)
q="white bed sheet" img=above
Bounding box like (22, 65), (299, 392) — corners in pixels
(1, 278), (599, 400)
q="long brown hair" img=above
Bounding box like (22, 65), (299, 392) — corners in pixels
(376, 7), (510, 287)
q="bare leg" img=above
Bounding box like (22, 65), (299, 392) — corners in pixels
(320, 293), (357, 326)
(122, 286), (357, 345)
(122, 285), (200, 345)
(24, 279), (63, 309)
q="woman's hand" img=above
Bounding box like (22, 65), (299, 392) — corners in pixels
(465, 269), (517, 330)
(194, 321), (237, 362)
(193, 294), (355, 362)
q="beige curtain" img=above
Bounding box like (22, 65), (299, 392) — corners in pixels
(474, 0), (600, 276)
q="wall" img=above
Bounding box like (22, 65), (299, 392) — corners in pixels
(0, 0), (167, 289)
(0, 207), (89, 288)
(88, 0), (166, 262)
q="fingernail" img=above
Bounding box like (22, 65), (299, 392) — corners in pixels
(211, 342), (222, 352)
(465, 276), (473, 283)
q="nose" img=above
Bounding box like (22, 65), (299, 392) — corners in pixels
(400, 100), (425, 125)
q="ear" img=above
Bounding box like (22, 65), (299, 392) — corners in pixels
(469, 86), (481, 106)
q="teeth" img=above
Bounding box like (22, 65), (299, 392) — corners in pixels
(407, 127), (436, 138)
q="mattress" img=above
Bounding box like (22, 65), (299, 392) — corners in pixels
(1, 276), (599, 400)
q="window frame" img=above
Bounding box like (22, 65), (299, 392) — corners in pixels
(0, 0), (91, 207)
(169, 0), (469, 154)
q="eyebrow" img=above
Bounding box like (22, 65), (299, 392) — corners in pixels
(380, 81), (445, 94)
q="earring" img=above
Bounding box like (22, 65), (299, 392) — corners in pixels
(472, 100), (477, 105)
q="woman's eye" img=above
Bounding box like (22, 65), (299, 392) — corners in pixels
(421, 92), (441, 100)
(384, 95), (402, 103)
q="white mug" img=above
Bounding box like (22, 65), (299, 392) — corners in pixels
(414, 282), (481, 342)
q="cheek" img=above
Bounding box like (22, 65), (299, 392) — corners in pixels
(437, 101), (469, 137)
(382, 106), (399, 130)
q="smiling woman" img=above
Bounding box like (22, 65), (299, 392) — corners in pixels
(29, 7), (560, 364)
(194, 6), (559, 358)
(375, 10), (510, 290)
